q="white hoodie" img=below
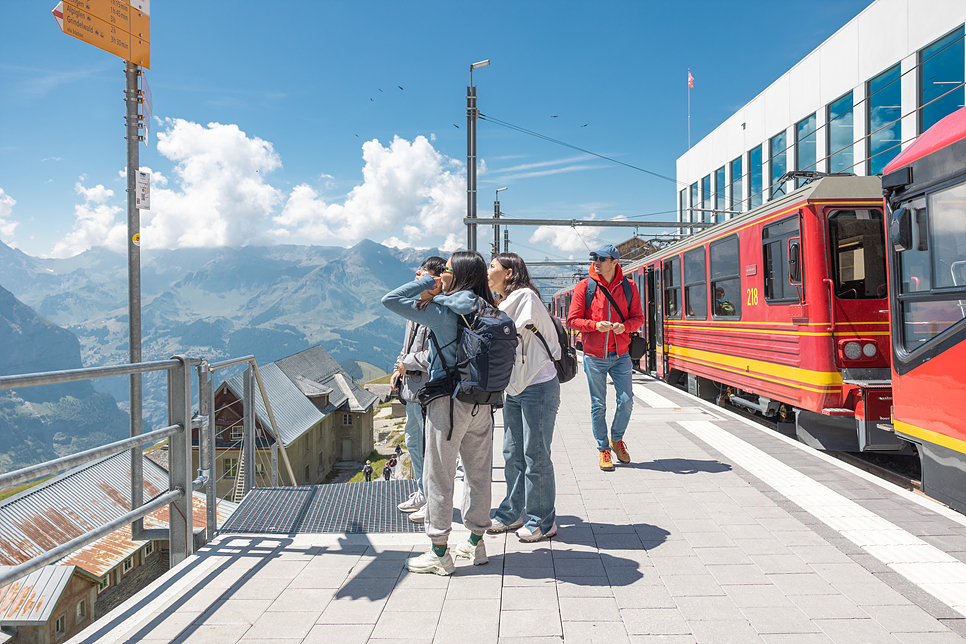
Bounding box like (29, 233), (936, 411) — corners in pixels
(500, 288), (561, 396)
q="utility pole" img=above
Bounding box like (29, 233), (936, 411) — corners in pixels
(493, 187), (507, 258)
(125, 61), (143, 535)
(466, 60), (489, 251)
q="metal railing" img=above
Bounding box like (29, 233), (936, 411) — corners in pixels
(0, 353), (295, 590)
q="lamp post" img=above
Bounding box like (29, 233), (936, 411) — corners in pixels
(493, 187), (507, 258)
(467, 59), (489, 251)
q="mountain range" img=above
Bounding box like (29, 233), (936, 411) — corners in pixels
(0, 239), (443, 429)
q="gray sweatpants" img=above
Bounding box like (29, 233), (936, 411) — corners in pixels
(423, 396), (493, 543)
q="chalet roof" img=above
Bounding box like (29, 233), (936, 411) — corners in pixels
(0, 565), (79, 625)
(222, 345), (378, 446)
(0, 453), (237, 580)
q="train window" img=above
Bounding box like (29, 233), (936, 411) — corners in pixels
(663, 257), (681, 319)
(827, 209), (887, 299)
(710, 235), (741, 318)
(895, 183), (966, 351)
(683, 248), (707, 319)
(763, 216), (800, 301)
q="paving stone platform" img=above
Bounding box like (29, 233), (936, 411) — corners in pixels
(68, 363), (966, 643)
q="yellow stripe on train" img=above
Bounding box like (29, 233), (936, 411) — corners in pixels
(894, 420), (966, 457)
(667, 345), (844, 389)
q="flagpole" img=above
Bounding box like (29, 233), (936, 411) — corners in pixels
(687, 68), (691, 150)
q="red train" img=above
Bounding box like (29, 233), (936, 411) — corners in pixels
(882, 106), (966, 512)
(551, 174), (904, 454)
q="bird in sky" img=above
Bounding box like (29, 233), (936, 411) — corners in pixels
(398, 86), (404, 90)
(370, 98), (374, 101)
(582, 123), (589, 127)
(453, 124), (460, 128)
(551, 115), (559, 118)
(378, 88), (383, 92)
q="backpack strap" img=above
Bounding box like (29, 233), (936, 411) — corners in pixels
(525, 323), (555, 362)
(584, 276), (636, 321)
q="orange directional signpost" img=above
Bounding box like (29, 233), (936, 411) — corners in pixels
(52, 0), (150, 68)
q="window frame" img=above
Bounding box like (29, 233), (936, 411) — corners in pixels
(710, 235), (742, 319)
(714, 166), (726, 221)
(75, 599), (87, 623)
(867, 64), (902, 175)
(683, 247), (708, 320)
(55, 614), (66, 639)
(730, 156), (743, 213)
(828, 91), (854, 174)
(663, 256), (681, 320)
(826, 208), (887, 301)
(918, 26), (966, 135)
(762, 215), (802, 303)
(223, 457), (238, 479)
(749, 145), (763, 208)
(122, 556), (134, 574)
(770, 131), (787, 199)
(796, 113), (817, 186)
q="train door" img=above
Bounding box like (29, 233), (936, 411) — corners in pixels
(646, 267), (657, 373)
(653, 265), (667, 378)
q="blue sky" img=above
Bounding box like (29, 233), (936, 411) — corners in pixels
(0, 0), (874, 260)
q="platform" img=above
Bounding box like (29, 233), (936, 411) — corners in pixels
(67, 365), (966, 643)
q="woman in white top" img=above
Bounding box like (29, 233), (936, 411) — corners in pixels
(486, 252), (561, 541)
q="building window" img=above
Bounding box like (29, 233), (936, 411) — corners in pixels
(663, 256), (681, 319)
(55, 614), (66, 639)
(749, 145), (763, 208)
(304, 464), (310, 482)
(76, 599), (87, 623)
(920, 27), (965, 134)
(770, 131), (787, 199)
(763, 216), (801, 302)
(145, 541), (154, 556)
(224, 458), (238, 479)
(230, 424), (243, 443)
(123, 556), (134, 574)
(679, 189), (687, 222)
(319, 451), (325, 471)
(343, 414), (353, 426)
(711, 235), (741, 318)
(714, 166), (726, 221)
(828, 209), (886, 300)
(97, 575), (110, 593)
(689, 182), (698, 222)
(868, 64), (902, 175)
(701, 174), (711, 223)
(828, 92), (854, 174)
(683, 248), (707, 319)
(796, 114), (817, 186)
(730, 156), (743, 213)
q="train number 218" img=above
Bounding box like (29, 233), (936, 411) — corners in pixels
(746, 288), (759, 306)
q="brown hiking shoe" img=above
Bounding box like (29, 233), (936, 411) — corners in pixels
(611, 440), (630, 464)
(599, 450), (615, 471)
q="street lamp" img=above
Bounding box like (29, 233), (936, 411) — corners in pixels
(493, 187), (507, 258)
(467, 59), (490, 251)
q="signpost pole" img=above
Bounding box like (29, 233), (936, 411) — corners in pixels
(125, 61), (144, 536)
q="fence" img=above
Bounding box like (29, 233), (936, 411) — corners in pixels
(0, 354), (293, 590)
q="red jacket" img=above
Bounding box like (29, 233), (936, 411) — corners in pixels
(567, 263), (644, 359)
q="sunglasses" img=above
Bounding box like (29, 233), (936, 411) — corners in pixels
(591, 255), (613, 262)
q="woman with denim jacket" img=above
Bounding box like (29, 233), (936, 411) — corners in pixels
(382, 250), (498, 575)
(486, 252), (561, 542)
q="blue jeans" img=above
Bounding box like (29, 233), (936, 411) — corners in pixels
(404, 401), (425, 495)
(494, 377), (560, 534)
(584, 353), (633, 451)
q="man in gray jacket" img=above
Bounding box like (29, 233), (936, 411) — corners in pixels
(392, 256), (446, 516)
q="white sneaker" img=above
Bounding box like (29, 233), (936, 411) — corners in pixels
(406, 549), (455, 576)
(408, 505), (426, 524)
(397, 491), (426, 513)
(486, 517), (524, 534)
(453, 539), (488, 565)
(516, 523), (557, 542)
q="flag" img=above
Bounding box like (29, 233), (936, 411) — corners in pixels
(688, 70), (694, 89)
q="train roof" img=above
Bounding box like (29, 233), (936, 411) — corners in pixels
(550, 175), (882, 297)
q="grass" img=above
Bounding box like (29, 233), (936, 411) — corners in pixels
(366, 374), (393, 386)
(347, 450), (391, 484)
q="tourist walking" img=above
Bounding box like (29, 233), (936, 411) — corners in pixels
(487, 253), (561, 542)
(390, 256), (446, 520)
(363, 460), (373, 483)
(382, 251), (506, 575)
(382, 462), (392, 481)
(566, 244), (643, 471)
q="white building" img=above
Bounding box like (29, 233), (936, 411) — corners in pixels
(676, 0), (966, 226)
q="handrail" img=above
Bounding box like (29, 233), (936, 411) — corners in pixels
(0, 359), (182, 391)
(250, 362), (297, 486)
(207, 355), (256, 371)
(0, 423), (184, 492)
(0, 488), (182, 588)
(823, 278), (836, 332)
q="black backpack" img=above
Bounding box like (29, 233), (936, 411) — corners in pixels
(426, 298), (518, 437)
(525, 317), (578, 384)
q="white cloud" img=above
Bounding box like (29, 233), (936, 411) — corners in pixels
(47, 182), (125, 258)
(529, 214), (600, 253)
(271, 135), (465, 251)
(0, 189), (19, 247)
(134, 119), (283, 249)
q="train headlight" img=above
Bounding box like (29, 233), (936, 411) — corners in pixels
(844, 342), (862, 360)
(862, 342), (877, 358)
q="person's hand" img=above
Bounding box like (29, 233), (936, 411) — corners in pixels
(612, 323), (625, 335)
(398, 364), (408, 377)
(595, 321), (613, 332)
(390, 370), (400, 388)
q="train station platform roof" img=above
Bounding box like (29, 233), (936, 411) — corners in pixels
(66, 360), (966, 644)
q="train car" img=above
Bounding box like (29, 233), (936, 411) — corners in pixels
(553, 174), (903, 454)
(881, 106), (966, 512)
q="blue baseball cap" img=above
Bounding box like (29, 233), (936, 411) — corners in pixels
(590, 244), (620, 260)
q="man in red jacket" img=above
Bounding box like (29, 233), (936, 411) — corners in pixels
(567, 244), (644, 471)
